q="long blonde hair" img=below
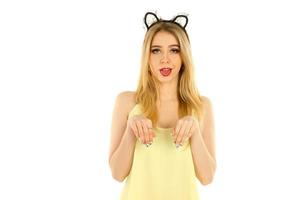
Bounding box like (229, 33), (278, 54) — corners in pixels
(135, 21), (205, 126)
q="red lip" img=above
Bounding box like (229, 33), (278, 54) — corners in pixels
(159, 67), (172, 70)
(159, 68), (172, 76)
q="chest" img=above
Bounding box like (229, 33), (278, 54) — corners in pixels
(156, 102), (179, 128)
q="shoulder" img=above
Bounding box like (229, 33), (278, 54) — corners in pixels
(201, 95), (212, 106)
(116, 91), (136, 104)
(200, 95), (213, 115)
(115, 91), (137, 114)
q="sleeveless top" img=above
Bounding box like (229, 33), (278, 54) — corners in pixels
(120, 104), (199, 200)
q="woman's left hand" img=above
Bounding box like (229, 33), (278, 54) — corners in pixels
(172, 116), (201, 148)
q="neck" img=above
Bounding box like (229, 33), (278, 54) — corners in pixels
(157, 79), (178, 102)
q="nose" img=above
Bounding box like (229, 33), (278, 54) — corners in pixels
(160, 52), (170, 63)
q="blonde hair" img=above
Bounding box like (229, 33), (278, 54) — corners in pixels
(135, 21), (205, 126)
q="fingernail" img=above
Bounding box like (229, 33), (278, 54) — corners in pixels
(176, 144), (180, 148)
(145, 144), (149, 148)
(149, 142), (152, 145)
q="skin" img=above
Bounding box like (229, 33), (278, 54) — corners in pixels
(109, 31), (216, 185)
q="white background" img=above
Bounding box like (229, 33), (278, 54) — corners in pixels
(1, 0), (300, 199)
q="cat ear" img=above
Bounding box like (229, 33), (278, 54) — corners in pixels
(144, 12), (160, 30)
(172, 14), (189, 29)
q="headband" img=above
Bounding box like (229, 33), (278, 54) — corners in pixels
(144, 12), (189, 37)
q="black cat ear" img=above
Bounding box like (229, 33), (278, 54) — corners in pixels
(172, 14), (189, 29)
(144, 12), (160, 30)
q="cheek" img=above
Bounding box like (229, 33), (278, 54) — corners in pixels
(149, 56), (159, 65)
(171, 54), (182, 63)
(174, 57), (182, 67)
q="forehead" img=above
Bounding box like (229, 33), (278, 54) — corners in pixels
(151, 31), (178, 46)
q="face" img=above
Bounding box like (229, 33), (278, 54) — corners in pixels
(149, 31), (182, 83)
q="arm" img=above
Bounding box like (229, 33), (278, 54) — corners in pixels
(108, 92), (137, 182)
(190, 96), (217, 185)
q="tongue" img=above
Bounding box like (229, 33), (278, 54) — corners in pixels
(160, 68), (171, 76)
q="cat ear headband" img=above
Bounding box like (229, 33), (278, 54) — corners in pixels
(144, 12), (189, 37)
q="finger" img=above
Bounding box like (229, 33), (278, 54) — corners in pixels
(148, 128), (154, 143)
(148, 126), (155, 139)
(142, 121), (150, 145)
(136, 121), (145, 144)
(130, 122), (139, 139)
(181, 121), (194, 145)
(173, 120), (182, 142)
(150, 127), (155, 140)
(145, 119), (154, 143)
(175, 120), (188, 146)
(174, 120), (184, 146)
(184, 125), (196, 143)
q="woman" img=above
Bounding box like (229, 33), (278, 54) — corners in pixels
(109, 12), (216, 200)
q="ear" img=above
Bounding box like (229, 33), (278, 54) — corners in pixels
(172, 14), (189, 29)
(144, 12), (160, 30)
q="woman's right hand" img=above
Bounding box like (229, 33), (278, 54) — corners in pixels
(126, 115), (156, 147)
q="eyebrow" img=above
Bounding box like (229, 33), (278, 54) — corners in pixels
(151, 44), (180, 48)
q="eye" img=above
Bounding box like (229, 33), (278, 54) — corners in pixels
(171, 48), (180, 53)
(151, 48), (160, 54)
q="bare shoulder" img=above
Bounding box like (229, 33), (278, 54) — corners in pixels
(115, 91), (137, 116)
(201, 95), (212, 105)
(117, 91), (136, 100)
(200, 95), (214, 117)
(201, 95), (213, 108)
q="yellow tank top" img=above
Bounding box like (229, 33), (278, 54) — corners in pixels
(120, 104), (199, 200)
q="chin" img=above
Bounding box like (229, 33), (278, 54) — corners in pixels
(158, 76), (177, 83)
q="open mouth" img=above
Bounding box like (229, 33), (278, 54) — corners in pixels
(159, 68), (172, 76)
